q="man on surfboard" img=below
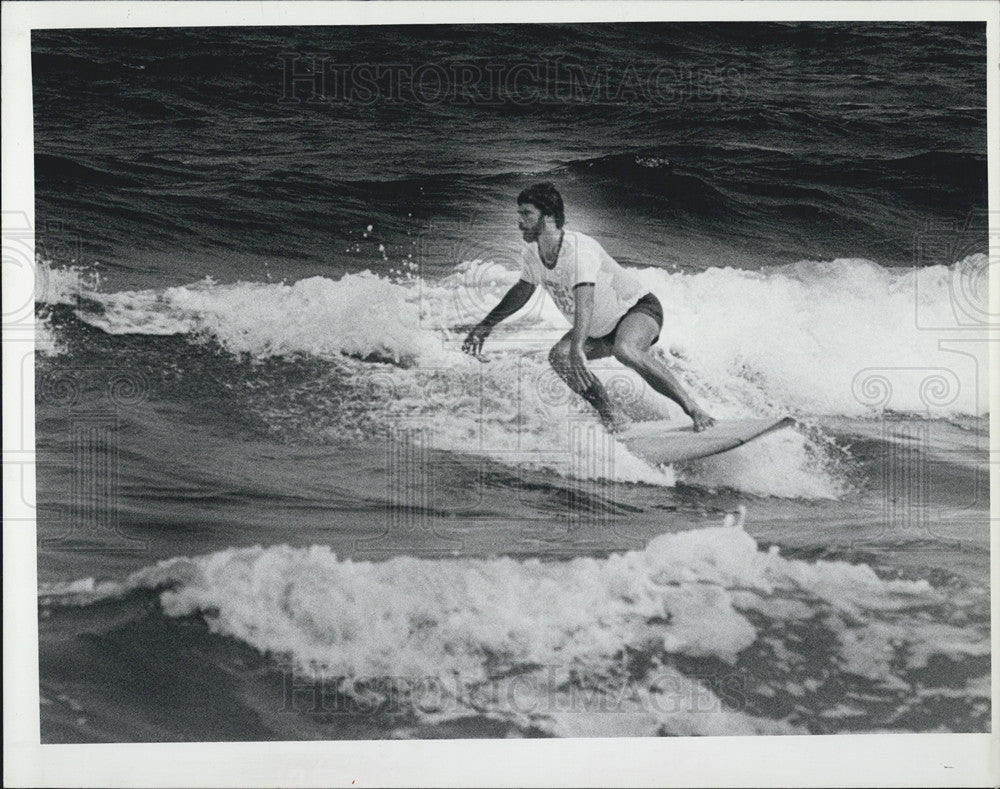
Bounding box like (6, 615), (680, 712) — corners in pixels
(462, 182), (715, 432)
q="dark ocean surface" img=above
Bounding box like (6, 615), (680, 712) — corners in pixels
(32, 23), (990, 741)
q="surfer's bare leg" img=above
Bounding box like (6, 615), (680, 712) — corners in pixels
(611, 312), (716, 432)
(547, 331), (625, 429)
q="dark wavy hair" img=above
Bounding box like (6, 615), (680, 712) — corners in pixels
(517, 182), (565, 228)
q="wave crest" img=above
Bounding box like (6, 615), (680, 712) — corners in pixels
(40, 518), (986, 736)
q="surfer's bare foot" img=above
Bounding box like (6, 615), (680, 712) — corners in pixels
(689, 407), (715, 432)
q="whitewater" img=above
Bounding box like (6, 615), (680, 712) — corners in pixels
(38, 510), (990, 738)
(41, 253), (989, 415)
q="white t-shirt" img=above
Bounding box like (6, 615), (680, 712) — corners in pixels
(520, 230), (646, 337)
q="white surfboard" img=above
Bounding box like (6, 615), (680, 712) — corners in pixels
(618, 417), (794, 464)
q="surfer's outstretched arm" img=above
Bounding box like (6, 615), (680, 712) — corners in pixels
(462, 279), (536, 355)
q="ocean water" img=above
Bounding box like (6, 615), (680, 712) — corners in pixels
(31, 23), (990, 741)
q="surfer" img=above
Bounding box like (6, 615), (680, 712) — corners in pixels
(462, 182), (715, 432)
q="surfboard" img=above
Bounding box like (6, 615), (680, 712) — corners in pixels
(618, 417), (794, 464)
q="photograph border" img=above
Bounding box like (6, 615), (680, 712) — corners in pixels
(4, 1), (998, 786)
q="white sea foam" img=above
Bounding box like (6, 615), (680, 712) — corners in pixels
(59, 272), (452, 365)
(39, 260), (96, 306)
(34, 260), (97, 356)
(35, 253), (986, 495)
(630, 256), (989, 418)
(39, 254), (987, 416)
(35, 314), (63, 357)
(39, 519), (983, 735)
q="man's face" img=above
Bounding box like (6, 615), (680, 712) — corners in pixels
(517, 203), (546, 242)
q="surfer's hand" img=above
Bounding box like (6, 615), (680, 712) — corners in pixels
(569, 347), (596, 391)
(689, 406), (715, 432)
(462, 324), (491, 357)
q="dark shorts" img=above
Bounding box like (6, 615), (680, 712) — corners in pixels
(596, 292), (664, 347)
